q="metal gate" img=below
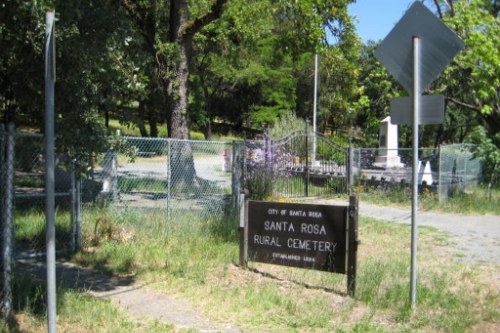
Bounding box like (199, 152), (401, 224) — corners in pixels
(264, 130), (348, 197)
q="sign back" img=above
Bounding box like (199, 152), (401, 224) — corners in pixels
(375, 2), (464, 93)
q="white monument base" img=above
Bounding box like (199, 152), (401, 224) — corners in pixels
(373, 155), (405, 169)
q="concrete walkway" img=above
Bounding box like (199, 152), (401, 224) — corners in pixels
(18, 259), (242, 333)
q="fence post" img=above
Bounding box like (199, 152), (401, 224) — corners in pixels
(239, 193), (248, 267)
(70, 160), (76, 252)
(166, 139), (172, 221)
(0, 123), (4, 230)
(45, 10), (57, 332)
(242, 140), (247, 197)
(264, 126), (271, 167)
(348, 138), (354, 195)
(347, 195), (359, 296)
(305, 120), (310, 197)
(1, 123), (15, 319)
(75, 170), (82, 250)
(231, 141), (239, 211)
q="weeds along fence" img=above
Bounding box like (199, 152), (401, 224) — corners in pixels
(0, 130), (240, 317)
(243, 132), (349, 199)
(81, 137), (242, 247)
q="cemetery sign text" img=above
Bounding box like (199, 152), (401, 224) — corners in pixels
(248, 201), (347, 272)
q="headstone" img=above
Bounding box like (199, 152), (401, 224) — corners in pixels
(418, 160), (434, 185)
(374, 116), (404, 168)
(101, 151), (117, 200)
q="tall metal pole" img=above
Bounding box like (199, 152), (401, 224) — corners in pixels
(1, 122), (15, 319)
(312, 54), (319, 163)
(45, 10), (57, 333)
(410, 36), (420, 309)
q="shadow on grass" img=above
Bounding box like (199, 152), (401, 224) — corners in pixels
(242, 264), (348, 297)
(8, 258), (136, 331)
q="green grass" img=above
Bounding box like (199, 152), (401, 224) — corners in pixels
(15, 207), (73, 252)
(108, 118), (240, 142)
(107, 119), (169, 138)
(421, 186), (500, 215)
(117, 176), (167, 193)
(356, 184), (500, 215)
(3, 284), (176, 332)
(15, 175), (45, 188)
(6, 207), (499, 332)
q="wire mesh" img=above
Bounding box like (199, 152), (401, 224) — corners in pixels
(168, 139), (236, 220)
(11, 132), (74, 259)
(351, 145), (482, 200)
(438, 144), (482, 199)
(81, 137), (240, 245)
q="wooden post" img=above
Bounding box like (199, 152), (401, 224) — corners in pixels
(239, 194), (248, 267)
(347, 195), (359, 296)
(305, 119), (310, 197)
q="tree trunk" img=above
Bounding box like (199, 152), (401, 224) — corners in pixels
(167, 39), (191, 140)
(164, 0), (226, 187)
(138, 101), (148, 137)
(167, 7), (197, 186)
(148, 109), (158, 138)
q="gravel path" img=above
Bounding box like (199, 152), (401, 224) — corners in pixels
(302, 198), (500, 264)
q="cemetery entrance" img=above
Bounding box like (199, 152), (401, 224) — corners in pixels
(260, 131), (349, 198)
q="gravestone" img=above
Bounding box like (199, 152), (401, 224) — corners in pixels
(101, 151), (117, 200)
(374, 116), (404, 168)
(418, 160), (434, 185)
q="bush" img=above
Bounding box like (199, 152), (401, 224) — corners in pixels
(466, 126), (500, 188)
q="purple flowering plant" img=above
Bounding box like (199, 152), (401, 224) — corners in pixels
(244, 138), (300, 200)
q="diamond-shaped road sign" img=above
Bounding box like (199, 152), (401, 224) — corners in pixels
(375, 2), (464, 93)
(390, 95), (445, 125)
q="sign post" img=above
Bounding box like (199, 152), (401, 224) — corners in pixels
(45, 10), (57, 333)
(411, 36), (420, 307)
(375, 1), (464, 309)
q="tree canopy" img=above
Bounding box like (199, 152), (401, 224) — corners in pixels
(1, 0), (497, 154)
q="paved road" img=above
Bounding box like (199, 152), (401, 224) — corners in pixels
(302, 198), (500, 264)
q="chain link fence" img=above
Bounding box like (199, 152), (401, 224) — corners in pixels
(438, 144), (482, 199)
(1, 124), (82, 318)
(80, 137), (242, 247)
(351, 144), (482, 200)
(1, 127), (485, 318)
(12, 132), (77, 259)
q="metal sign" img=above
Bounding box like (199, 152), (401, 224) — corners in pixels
(375, 2), (464, 93)
(390, 95), (445, 125)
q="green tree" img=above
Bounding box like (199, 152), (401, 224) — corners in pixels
(0, 0), (135, 167)
(431, 0), (499, 135)
(350, 42), (404, 146)
(190, 0), (358, 137)
(466, 125), (500, 187)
